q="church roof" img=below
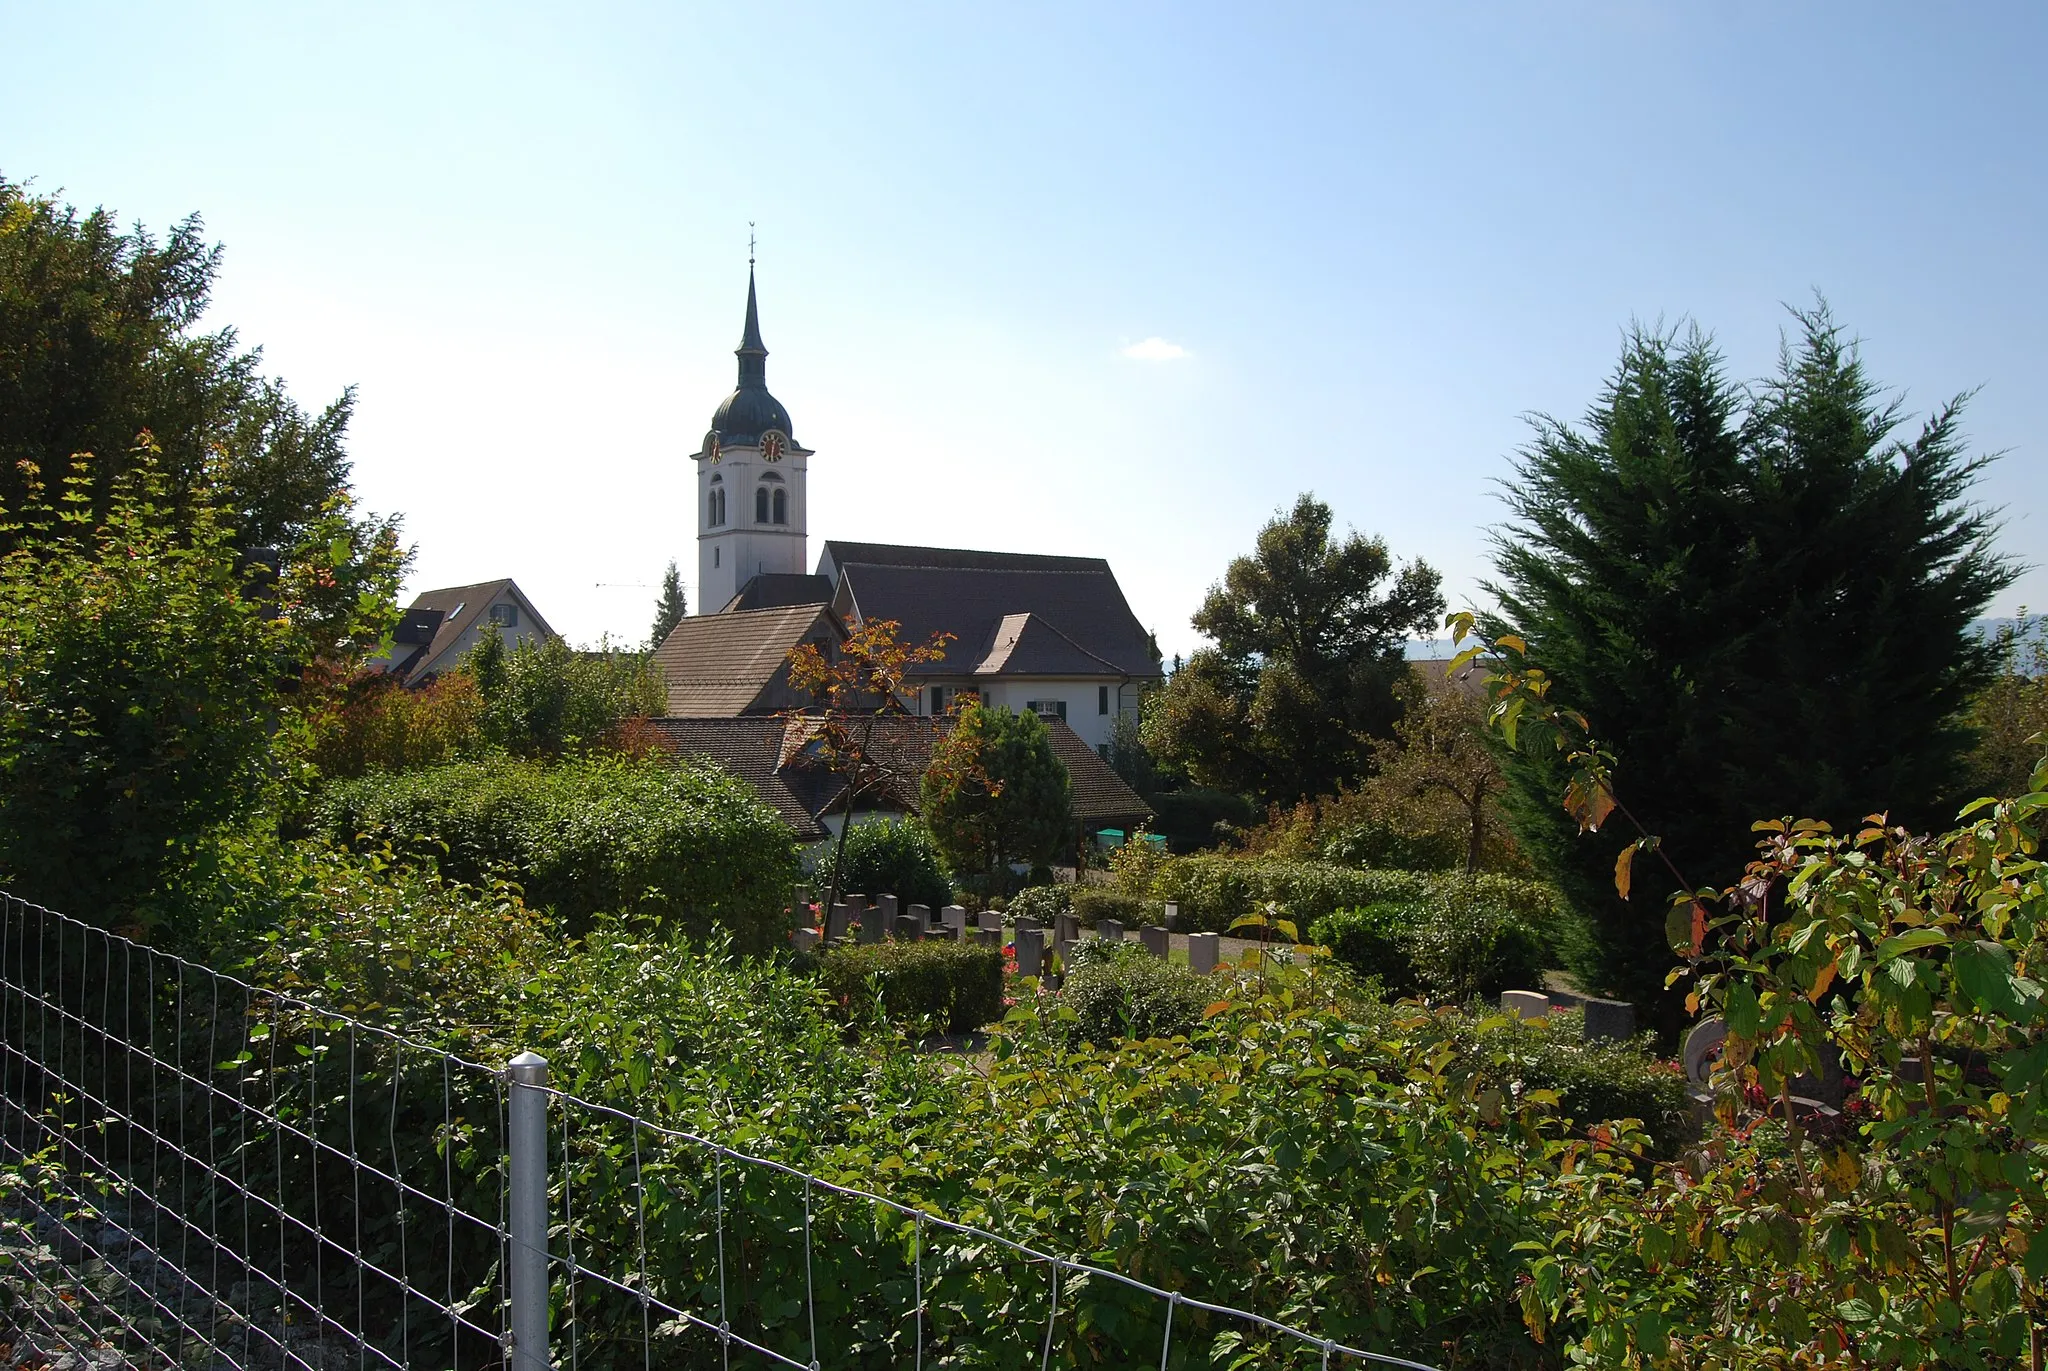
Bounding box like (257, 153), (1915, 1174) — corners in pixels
(821, 543), (1160, 680)
(706, 268), (799, 448)
(650, 602), (838, 716)
(643, 713), (1151, 839)
(722, 573), (835, 614)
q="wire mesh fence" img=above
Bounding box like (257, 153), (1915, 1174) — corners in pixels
(0, 891), (1443, 1370)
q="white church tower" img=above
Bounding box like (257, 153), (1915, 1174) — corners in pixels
(694, 266), (811, 613)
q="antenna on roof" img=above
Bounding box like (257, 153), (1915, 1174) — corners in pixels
(748, 222), (756, 269)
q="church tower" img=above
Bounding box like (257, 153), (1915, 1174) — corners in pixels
(694, 266), (811, 614)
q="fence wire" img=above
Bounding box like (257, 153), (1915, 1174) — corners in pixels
(0, 891), (1443, 1371)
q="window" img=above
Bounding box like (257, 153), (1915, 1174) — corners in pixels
(708, 476), (725, 527)
(1097, 744), (1110, 760)
(756, 473), (783, 525)
(488, 603), (520, 628)
(929, 685), (946, 714)
(1026, 699), (1067, 722)
(772, 486), (787, 524)
(1098, 685), (1110, 715)
(755, 485), (769, 523)
(714, 546), (720, 568)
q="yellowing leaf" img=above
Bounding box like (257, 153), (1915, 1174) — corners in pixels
(1615, 843), (1637, 901)
(1495, 634), (1528, 655)
(1807, 961), (1837, 1003)
(1202, 1000), (1234, 1020)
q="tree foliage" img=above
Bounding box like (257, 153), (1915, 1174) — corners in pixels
(0, 446), (399, 922)
(921, 703), (1073, 889)
(649, 558), (687, 650)
(1965, 613), (2048, 797)
(1487, 307), (2015, 1012)
(467, 627), (662, 757)
(0, 175), (397, 573)
(785, 616), (954, 908)
(1143, 494), (1443, 805)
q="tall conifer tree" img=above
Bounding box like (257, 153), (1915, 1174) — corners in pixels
(648, 559), (687, 649)
(1489, 307), (2015, 1016)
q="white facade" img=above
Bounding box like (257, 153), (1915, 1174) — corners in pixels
(695, 438), (809, 612)
(911, 676), (1144, 752)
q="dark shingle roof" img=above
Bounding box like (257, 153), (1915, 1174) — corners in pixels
(723, 573), (835, 613)
(829, 553), (1159, 680)
(651, 603), (838, 717)
(819, 541), (1109, 576)
(644, 713), (1151, 839)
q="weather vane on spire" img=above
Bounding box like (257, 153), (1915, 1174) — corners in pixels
(748, 222), (756, 269)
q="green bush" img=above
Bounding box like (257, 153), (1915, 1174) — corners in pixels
(468, 628), (663, 757)
(1407, 899), (1546, 1003)
(1309, 903), (1425, 997)
(828, 818), (953, 912)
(1057, 943), (1214, 1047)
(1147, 787), (1260, 852)
(815, 939), (1006, 1035)
(1320, 819), (1463, 872)
(308, 753), (799, 950)
(1152, 855), (1430, 933)
(1070, 885), (1150, 927)
(1004, 883), (1072, 924)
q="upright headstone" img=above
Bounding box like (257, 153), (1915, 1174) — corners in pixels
(843, 893), (866, 914)
(1014, 927), (1045, 977)
(942, 906), (968, 940)
(792, 928), (821, 953)
(895, 914), (924, 941)
(827, 902), (853, 942)
(1053, 912), (1079, 945)
(1056, 938), (1076, 971)
(1581, 997), (1636, 1042)
(977, 927), (1004, 949)
(1139, 925), (1170, 959)
(1187, 932), (1220, 975)
(908, 903), (932, 930)
(1500, 990), (1550, 1021)
(1163, 902), (1179, 930)
(874, 894), (900, 930)
(855, 896), (884, 945)
(977, 910), (1004, 934)
(1096, 919), (1125, 944)
(1014, 915), (1042, 938)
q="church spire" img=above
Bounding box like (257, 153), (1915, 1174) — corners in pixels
(735, 249), (767, 389)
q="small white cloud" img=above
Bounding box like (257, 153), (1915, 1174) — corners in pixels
(1121, 336), (1189, 361)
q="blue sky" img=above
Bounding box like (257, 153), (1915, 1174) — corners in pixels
(6, 2), (2043, 658)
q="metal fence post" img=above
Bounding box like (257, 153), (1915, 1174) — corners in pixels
(507, 1050), (550, 1371)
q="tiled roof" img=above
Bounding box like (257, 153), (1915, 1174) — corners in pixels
(383, 580), (556, 685)
(643, 712), (1151, 838)
(972, 612), (1125, 676)
(833, 560), (1159, 680)
(651, 603), (838, 717)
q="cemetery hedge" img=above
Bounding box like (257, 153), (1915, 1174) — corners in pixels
(814, 938), (1007, 1035)
(826, 817), (954, 913)
(306, 753), (800, 950)
(1056, 940), (1213, 1046)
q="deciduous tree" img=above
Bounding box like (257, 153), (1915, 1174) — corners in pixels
(921, 702), (1073, 891)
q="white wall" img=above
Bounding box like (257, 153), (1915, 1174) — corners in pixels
(915, 675), (1136, 751)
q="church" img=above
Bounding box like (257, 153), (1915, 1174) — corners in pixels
(648, 267), (1158, 843)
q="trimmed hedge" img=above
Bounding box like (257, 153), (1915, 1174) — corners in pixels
(1071, 886), (1151, 927)
(308, 754), (800, 951)
(1004, 884), (1072, 925)
(815, 939), (1007, 1035)
(1312, 875), (1557, 1003)
(1308, 903), (1425, 997)
(1058, 943), (1213, 1047)
(1145, 855), (1425, 934)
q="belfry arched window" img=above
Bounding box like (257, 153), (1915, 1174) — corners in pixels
(756, 471), (784, 525)
(708, 475), (725, 527)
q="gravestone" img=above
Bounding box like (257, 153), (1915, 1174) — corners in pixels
(1581, 997), (1636, 1042)
(976, 910), (1004, 933)
(874, 894), (900, 929)
(827, 902), (853, 942)
(908, 903), (932, 930)
(1056, 938), (1076, 971)
(1500, 990), (1550, 1021)
(977, 927), (1003, 949)
(941, 906), (968, 940)
(1139, 925), (1170, 959)
(1053, 912), (1079, 945)
(895, 914), (924, 941)
(792, 927), (821, 953)
(1186, 932), (1220, 975)
(1015, 927), (1045, 977)
(1096, 919), (1125, 944)
(1014, 915), (1041, 938)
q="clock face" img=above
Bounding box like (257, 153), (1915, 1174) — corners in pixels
(703, 431), (721, 463)
(759, 430), (786, 462)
